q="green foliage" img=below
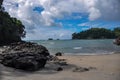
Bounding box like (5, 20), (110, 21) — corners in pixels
(113, 27), (120, 37)
(48, 38), (53, 40)
(72, 28), (119, 39)
(0, 0), (26, 45)
(0, 0), (3, 5)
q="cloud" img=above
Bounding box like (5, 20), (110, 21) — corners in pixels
(78, 21), (120, 29)
(88, 7), (101, 21)
(25, 27), (73, 40)
(3, 0), (120, 24)
(2, 0), (120, 39)
(95, 0), (120, 21)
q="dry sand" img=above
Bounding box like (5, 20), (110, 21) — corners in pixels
(0, 53), (120, 80)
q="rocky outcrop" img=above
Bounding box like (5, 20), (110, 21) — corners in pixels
(0, 41), (50, 71)
(72, 67), (96, 72)
(55, 52), (63, 56)
(114, 37), (120, 45)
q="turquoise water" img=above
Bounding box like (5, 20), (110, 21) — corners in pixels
(29, 39), (120, 55)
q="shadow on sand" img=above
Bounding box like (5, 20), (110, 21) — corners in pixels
(0, 62), (77, 80)
(0, 64), (3, 80)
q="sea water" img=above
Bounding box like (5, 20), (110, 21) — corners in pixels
(29, 39), (120, 55)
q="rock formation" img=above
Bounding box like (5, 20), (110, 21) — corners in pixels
(0, 42), (50, 71)
(114, 37), (120, 45)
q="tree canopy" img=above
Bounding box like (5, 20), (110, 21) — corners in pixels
(113, 27), (120, 37)
(72, 28), (120, 39)
(0, 0), (25, 45)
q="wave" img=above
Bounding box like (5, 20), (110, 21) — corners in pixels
(73, 47), (82, 50)
(49, 42), (55, 45)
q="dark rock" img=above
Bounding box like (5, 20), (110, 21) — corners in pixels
(88, 67), (96, 70)
(55, 52), (63, 56)
(58, 61), (67, 66)
(14, 56), (46, 71)
(48, 38), (53, 40)
(56, 67), (63, 71)
(48, 55), (59, 61)
(114, 37), (120, 45)
(47, 55), (55, 61)
(73, 67), (89, 72)
(54, 61), (67, 66)
(0, 54), (3, 63)
(0, 42), (50, 71)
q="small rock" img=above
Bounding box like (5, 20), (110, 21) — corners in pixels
(59, 61), (67, 66)
(54, 61), (67, 66)
(88, 67), (96, 70)
(73, 67), (89, 72)
(55, 52), (63, 56)
(56, 67), (63, 71)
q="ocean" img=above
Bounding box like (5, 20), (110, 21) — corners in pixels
(29, 39), (120, 55)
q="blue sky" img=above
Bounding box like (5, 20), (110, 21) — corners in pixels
(3, 0), (120, 40)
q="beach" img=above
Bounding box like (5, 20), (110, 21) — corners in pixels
(1, 0), (120, 80)
(0, 53), (120, 80)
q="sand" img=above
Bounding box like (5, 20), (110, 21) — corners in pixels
(0, 53), (120, 80)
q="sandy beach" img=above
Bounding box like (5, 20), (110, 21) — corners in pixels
(0, 53), (120, 80)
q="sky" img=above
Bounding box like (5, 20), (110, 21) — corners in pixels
(3, 0), (120, 40)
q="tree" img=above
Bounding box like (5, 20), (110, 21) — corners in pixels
(0, 0), (3, 5)
(0, 0), (26, 45)
(72, 28), (116, 39)
(113, 27), (120, 37)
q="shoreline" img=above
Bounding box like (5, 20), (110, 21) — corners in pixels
(55, 52), (120, 56)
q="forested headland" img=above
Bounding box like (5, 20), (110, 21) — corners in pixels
(0, 0), (25, 45)
(72, 27), (120, 39)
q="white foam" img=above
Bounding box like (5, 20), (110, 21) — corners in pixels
(73, 47), (82, 50)
(49, 42), (54, 45)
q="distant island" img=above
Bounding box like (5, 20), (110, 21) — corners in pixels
(48, 38), (53, 40)
(48, 38), (60, 40)
(72, 27), (120, 39)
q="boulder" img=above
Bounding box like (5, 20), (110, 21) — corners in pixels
(0, 42), (50, 71)
(114, 37), (120, 45)
(55, 52), (63, 56)
(56, 67), (63, 71)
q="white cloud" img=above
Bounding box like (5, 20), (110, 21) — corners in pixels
(95, 0), (120, 21)
(2, 0), (120, 39)
(24, 27), (73, 40)
(88, 7), (101, 21)
(78, 21), (120, 29)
